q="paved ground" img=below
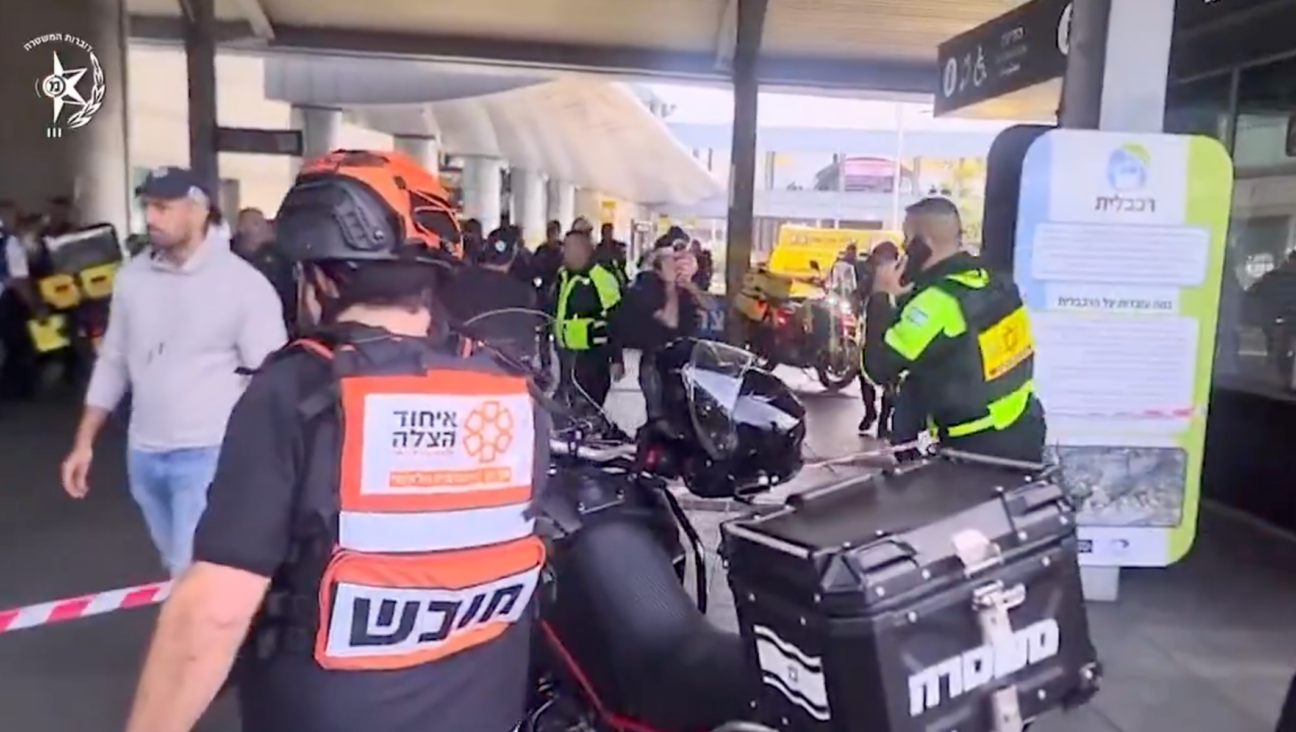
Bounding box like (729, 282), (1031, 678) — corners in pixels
(0, 371), (1292, 731)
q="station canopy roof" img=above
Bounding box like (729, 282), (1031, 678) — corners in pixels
(128, 0), (1025, 94)
(264, 57), (724, 204)
(128, 0), (1031, 203)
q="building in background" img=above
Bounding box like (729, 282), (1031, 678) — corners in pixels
(125, 46), (696, 240)
(658, 116), (1000, 258)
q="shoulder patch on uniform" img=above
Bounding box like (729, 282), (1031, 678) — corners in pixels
(904, 306), (929, 327)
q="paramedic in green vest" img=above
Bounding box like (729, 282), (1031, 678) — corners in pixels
(552, 227), (624, 412)
(861, 197), (1046, 463)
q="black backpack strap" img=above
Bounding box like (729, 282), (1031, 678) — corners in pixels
(252, 342), (341, 660)
(236, 332), (341, 376)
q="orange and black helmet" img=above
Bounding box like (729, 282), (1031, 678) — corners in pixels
(275, 149), (462, 266)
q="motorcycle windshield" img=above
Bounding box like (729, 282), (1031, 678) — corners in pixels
(684, 339), (757, 460)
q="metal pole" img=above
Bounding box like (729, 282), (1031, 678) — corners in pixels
(723, 0), (769, 341)
(1058, 0), (1112, 129)
(1222, 68), (1241, 152)
(181, 0), (220, 199)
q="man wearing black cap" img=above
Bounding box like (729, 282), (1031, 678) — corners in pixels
(60, 166), (287, 576)
(443, 225), (541, 364)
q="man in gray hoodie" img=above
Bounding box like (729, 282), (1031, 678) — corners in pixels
(59, 167), (287, 575)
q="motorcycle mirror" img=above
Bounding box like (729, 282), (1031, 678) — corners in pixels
(809, 259), (821, 271)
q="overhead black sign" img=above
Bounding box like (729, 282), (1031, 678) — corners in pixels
(934, 0), (1072, 116)
(1174, 0), (1285, 31)
(1172, 0), (1296, 78)
(215, 127), (304, 157)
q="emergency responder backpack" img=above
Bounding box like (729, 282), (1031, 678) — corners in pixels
(247, 324), (546, 671)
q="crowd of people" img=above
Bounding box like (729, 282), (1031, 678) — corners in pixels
(40, 152), (736, 732)
(0, 196), (92, 401)
(15, 147), (1051, 732)
(27, 162), (1045, 599)
(43, 164), (716, 590)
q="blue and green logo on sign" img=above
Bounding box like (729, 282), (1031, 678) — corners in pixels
(1106, 143), (1150, 192)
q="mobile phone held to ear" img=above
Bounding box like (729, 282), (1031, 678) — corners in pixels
(901, 236), (932, 285)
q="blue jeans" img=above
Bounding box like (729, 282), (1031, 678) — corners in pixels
(126, 446), (221, 576)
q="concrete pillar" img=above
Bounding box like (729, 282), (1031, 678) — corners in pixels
(1061, 0), (1176, 603)
(573, 188), (602, 225)
(0, 0), (132, 234)
(183, 0), (219, 198)
(511, 168), (546, 245)
(460, 155), (504, 230)
(1061, 0), (1173, 133)
(291, 105), (342, 169)
(393, 134), (439, 174)
(724, 0), (769, 341)
(546, 179), (576, 227)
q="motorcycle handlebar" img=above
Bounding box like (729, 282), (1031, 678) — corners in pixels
(547, 439), (637, 463)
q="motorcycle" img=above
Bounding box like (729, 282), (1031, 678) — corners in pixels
(525, 339), (1101, 732)
(738, 260), (860, 392)
(25, 224), (122, 379)
(529, 339), (805, 732)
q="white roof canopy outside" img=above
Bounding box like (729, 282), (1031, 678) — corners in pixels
(266, 56), (723, 205)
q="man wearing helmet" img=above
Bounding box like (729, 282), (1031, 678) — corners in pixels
(124, 150), (548, 732)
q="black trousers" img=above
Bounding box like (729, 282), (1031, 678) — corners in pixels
(884, 384), (925, 444)
(1278, 671), (1296, 732)
(859, 374), (878, 424)
(0, 291), (37, 399)
(558, 349), (613, 413)
(639, 349), (666, 423)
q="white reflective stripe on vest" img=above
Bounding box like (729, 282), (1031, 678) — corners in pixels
(338, 504), (536, 553)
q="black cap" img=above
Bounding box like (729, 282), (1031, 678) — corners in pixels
(134, 167), (210, 201)
(480, 227), (520, 265)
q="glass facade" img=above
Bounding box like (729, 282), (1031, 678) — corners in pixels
(1167, 55), (1296, 399)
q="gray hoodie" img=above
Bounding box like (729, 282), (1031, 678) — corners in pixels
(85, 231), (288, 450)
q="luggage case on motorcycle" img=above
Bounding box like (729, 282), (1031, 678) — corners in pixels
(722, 451), (1100, 732)
(742, 268), (796, 301)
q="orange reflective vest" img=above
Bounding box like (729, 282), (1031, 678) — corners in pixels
(256, 332), (545, 672)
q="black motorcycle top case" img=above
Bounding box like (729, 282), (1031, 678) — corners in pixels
(723, 456), (1099, 732)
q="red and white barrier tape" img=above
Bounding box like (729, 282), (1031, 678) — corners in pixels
(0, 581), (171, 634)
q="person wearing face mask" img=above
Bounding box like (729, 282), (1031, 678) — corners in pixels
(443, 225), (541, 364)
(853, 241), (897, 436)
(121, 151), (547, 732)
(861, 197), (1045, 463)
(615, 247), (704, 424)
(551, 229), (624, 413)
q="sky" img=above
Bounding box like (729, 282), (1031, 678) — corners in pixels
(647, 83), (1020, 132)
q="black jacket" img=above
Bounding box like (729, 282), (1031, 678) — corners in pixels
(239, 243), (297, 331)
(531, 242), (564, 298)
(615, 272), (699, 352)
(594, 240), (628, 284)
(443, 265), (541, 362)
(551, 264), (623, 361)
